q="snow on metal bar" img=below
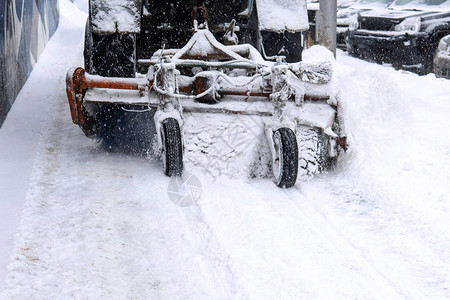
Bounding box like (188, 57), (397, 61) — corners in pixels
(84, 73), (148, 90)
(83, 89), (335, 126)
(256, 0), (309, 32)
(290, 61), (332, 84)
(290, 102), (336, 131)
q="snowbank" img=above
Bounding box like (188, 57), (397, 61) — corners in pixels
(0, 0), (87, 286)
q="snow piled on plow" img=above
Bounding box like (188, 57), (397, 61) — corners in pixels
(183, 112), (272, 182)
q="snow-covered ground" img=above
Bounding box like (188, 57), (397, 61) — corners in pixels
(1, 0), (450, 298)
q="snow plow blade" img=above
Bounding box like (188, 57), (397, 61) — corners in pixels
(66, 28), (346, 188)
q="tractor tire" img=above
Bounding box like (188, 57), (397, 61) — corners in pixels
(272, 127), (299, 188)
(83, 17), (144, 151)
(96, 104), (155, 155)
(161, 118), (183, 177)
(89, 32), (136, 78)
(297, 125), (329, 179)
(84, 18), (136, 77)
(84, 19), (92, 73)
(260, 31), (303, 63)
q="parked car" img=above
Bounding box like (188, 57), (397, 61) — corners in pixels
(434, 34), (450, 78)
(345, 0), (450, 74)
(336, 0), (393, 48)
(306, 0), (393, 49)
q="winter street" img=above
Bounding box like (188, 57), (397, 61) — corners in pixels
(1, 0), (450, 298)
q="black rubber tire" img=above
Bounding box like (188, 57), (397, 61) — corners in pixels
(424, 33), (448, 75)
(89, 33), (136, 77)
(161, 118), (183, 177)
(297, 126), (329, 179)
(83, 18), (136, 77)
(84, 19), (92, 73)
(96, 104), (155, 155)
(83, 15), (142, 149)
(260, 31), (303, 63)
(272, 128), (298, 188)
(241, 1), (302, 63)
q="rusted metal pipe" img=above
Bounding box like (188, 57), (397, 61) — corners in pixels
(219, 89), (329, 101)
(183, 106), (272, 116)
(69, 68), (330, 101)
(84, 74), (146, 90)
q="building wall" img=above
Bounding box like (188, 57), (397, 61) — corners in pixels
(0, 0), (59, 126)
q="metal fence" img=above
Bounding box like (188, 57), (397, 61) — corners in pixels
(0, 0), (59, 126)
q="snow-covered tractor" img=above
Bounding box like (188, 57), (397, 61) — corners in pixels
(66, 0), (347, 188)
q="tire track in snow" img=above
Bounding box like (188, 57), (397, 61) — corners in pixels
(286, 184), (408, 298)
(194, 177), (450, 299)
(289, 178), (450, 299)
(1, 89), (242, 299)
(178, 202), (245, 300)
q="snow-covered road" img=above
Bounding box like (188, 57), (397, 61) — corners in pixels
(1, 0), (450, 298)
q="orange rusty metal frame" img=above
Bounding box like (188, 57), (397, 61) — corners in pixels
(337, 136), (347, 151)
(66, 67), (331, 127)
(66, 67), (149, 126)
(66, 67), (88, 126)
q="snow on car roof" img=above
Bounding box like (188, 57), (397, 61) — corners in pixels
(256, 0), (309, 32)
(350, 0), (394, 9)
(388, 0), (450, 10)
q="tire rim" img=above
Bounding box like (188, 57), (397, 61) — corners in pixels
(273, 131), (282, 182)
(161, 129), (167, 171)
